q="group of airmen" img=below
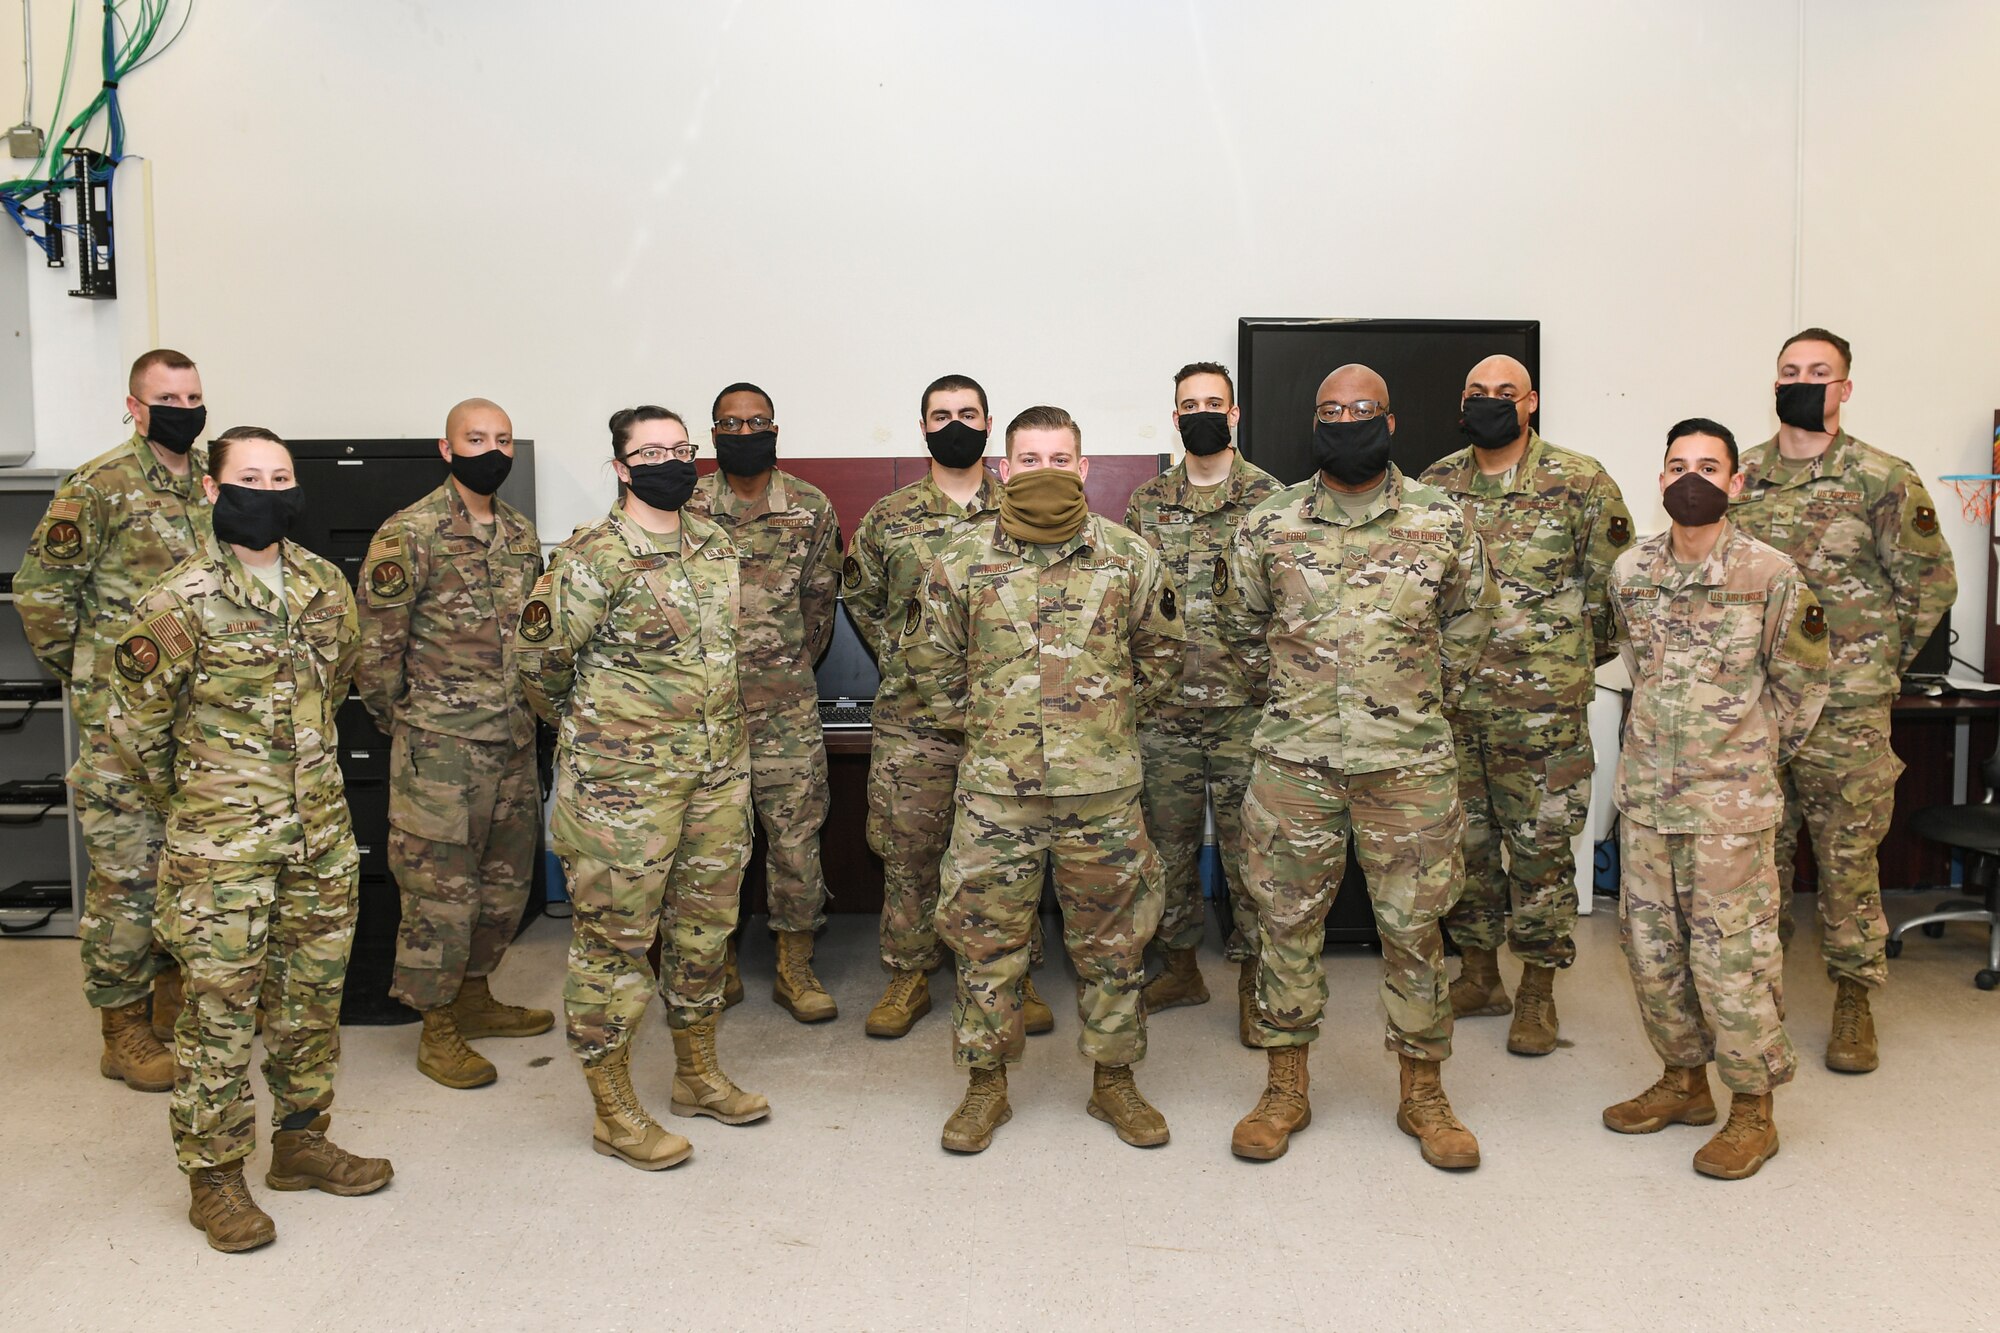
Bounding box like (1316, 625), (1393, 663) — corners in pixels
(13, 326), (1954, 1254)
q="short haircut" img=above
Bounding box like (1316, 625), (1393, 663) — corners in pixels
(1004, 405), (1081, 453)
(921, 374), (988, 420)
(1173, 361), (1234, 404)
(608, 405), (687, 459)
(1779, 327), (1852, 375)
(712, 382), (774, 421)
(129, 348), (196, 396)
(1663, 417), (1739, 472)
(207, 425), (289, 479)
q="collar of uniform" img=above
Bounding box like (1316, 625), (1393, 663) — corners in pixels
(607, 503), (686, 558)
(204, 528), (318, 617)
(127, 430), (203, 499)
(1744, 429), (1854, 489)
(704, 466), (789, 521)
(1436, 429), (1545, 496)
(1646, 518), (1742, 589)
(1164, 452), (1253, 515)
(440, 478), (521, 548)
(992, 513), (1092, 565)
(1304, 464), (1404, 527)
(917, 467), (1003, 518)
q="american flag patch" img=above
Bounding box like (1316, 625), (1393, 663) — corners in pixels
(530, 572), (554, 596)
(145, 611), (195, 661)
(367, 533), (405, 560)
(48, 498), (82, 521)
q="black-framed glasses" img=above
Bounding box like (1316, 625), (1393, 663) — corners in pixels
(624, 443), (697, 465)
(1315, 400), (1387, 423)
(713, 416), (775, 433)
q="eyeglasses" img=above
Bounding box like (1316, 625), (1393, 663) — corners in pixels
(1315, 400), (1387, 423)
(624, 443), (697, 465)
(713, 416), (775, 433)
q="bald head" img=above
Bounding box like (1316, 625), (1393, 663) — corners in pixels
(438, 397), (516, 481)
(1317, 363), (1389, 410)
(446, 397), (511, 442)
(1465, 355), (1532, 397)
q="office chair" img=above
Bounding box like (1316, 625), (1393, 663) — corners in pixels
(1889, 748), (2000, 990)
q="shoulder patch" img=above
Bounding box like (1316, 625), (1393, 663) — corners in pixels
(530, 571), (555, 596)
(40, 518), (85, 562)
(367, 533), (405, 561)
(1607, 515), (1631, 547)
(519, 597), (554, 642)
(843, 555), (862, 589)
(48, 497), (82, 521)
(367, 559), (410, 600)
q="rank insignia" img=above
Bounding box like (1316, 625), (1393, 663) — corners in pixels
(1212, 553), (1230, 596)
(843, 555), (862, 590)
(1913, 505), (1938, 536)
(1802, 604), (1827, 640)
(1161, 586), (1178, 620)
(1607, 515), (1631, 547)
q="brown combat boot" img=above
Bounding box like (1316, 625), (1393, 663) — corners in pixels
(773, 931), (837, 1023)
(722, 938), (744, 1009)
(864, 968), (931, 1039)
(1448, 946), (1511, 1017)
(1231, 1045), (1312, 1160)
(187, 1164), (275, 1253)
(1693, 1092), (1780, 1180)
(1396, 1055), (1481, 1170)
(670, 1015), (771, 1124)
(450, 974), (554, 1039)
(1087, 1063), (1170, 1147)
(584, 1043), (691, 1170)
(1022, 974), (1055, 1035)
(1507, 963), (1560, 1056)
(1825, 978), (1879, 1073)
(266, 1114), (394, 1196)
(150, 966), (186, 1043)
(1141, 947), (1210, 1012)
(100, 999), (175, 1093)
(941, 1066), (1011, 1154)
(1603, 1063), (1718, 1134)
(1237, 956), (1260, 1048)
(418, 1007), (497, 1089)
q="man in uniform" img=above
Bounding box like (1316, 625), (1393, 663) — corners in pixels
(1423, 355), (1632, 1055)
(1124, 362), (1281, 1041)
(687, 382), (844, 1022)
(1729, 329), (1957, 1073)
(356, 398), (552, 1089)
(1604, 418), (1827, 1180)
(1222, 364), (1493, 1169)
(17, 348), (210, 1092)
(910, 405), (1183, 1153)
(846, 374), (1054, 1039)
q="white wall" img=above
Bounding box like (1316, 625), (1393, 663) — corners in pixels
(2, 1), (1995, 651)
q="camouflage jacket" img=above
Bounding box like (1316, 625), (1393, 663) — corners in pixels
(685, 468), (841, 713)
(354, 481), (542, 748)
(1421, 431), (1633, 715)
(1123, 452), (1283, 710)
(1612, 521), (1829, 834)
(846, 468), (1003, 731)
(100, 532), (360, 863)
(1730, 430), (1956, 708)
(1220, 466), (1495, 775)
(907, 513), (1184, 797)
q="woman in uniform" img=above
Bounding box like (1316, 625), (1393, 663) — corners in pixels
(107, 426), (392, 1253)
(515, 406), (767, 1171)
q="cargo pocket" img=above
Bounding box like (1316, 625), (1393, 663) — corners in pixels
(1701, 887), (1781, 994)
(1540, 743), (1595, 838)
(388, 728), (471, 844)
(207, 869), (275, 966)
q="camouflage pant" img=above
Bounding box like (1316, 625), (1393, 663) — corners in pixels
(1242, 753), (1463, 1060)
(1776, 701), (1898, 987)
(1618, 820), (1797, 1095)
(387, 728), (538, 1011)
(73, 783), (169, 1009)
(937, 785), (1162, 1070)
(867, 722), (959, 971)
(153, 842), (360, 1173)
(1444, 708), (1592, 967)
(746, 695), (830, 933)
(1139, 702), (1260, 960)
(563, 764), (749, 1064)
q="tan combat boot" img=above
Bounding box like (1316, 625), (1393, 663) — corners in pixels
(1507, 963), (1560, 1056)
(773, 931), (837, 1023)
(670, 1015), (771, 1124)
(1602, 1063), (1718, 1134)
(865, 968), (931, 1038)
(450, 974), (554, 1039)
(265, 1114), (395, 1196)
(1693, 1092), (1780, 1180)
(1022, 974), (1055, 1035)
(722, 938), (744, 1009)
(1087, 1063), (1170, 1147)
(1231, 1045), (1311, 1160)
(1140, 947), (1210, 1012)
(100, 999), (175, 1093)
(151, 966), (186, 1043)
(1237, 956), (1259, 1049)
(187, 1164), (275, 1253)
(1825, 977), (1879, 1073)
(1448, 946), (1511, 1017)
(941, 1066), (1011, 1154)
(1396, 1055), (1481, 1170)
(584, 1043), (692, 1170)
(418, 1007), (497, 1089)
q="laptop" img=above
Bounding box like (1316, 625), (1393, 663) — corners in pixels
(1901, 608), (1953, 696)
(816, 600), (880, 731)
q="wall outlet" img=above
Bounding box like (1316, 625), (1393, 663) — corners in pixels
(8, 125), (46, 160)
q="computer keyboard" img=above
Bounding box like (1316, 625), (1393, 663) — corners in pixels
(818, 703), (874, 730)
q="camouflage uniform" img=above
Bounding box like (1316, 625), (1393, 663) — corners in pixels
(686, 469), (841, 932)
(1730, 432), (1956, 986)
(1219, 467), (1493, 1058)
(354, 482), (543, 1012)
(15, 433), (207, 1010)
(515, 507), (749, 1064)
(101, 532), (362, 1172)
(909, 512), (1183, 1069)
(1123, 453), (1283, 961)
(1421, 431), (1632, 967)
(1610, 520), (1828, 1094)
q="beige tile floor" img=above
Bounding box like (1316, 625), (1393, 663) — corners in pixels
(2, 895), (1997, 1333)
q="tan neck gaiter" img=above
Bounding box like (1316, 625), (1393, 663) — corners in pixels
(999, 467), (1089, 544)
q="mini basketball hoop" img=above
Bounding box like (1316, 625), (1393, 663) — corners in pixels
(1939, 435), (2000, 523)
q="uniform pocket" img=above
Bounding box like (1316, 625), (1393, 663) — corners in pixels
(387, 728), (472, 844)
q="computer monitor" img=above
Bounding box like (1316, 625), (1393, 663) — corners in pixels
(815, 601), (880, 702)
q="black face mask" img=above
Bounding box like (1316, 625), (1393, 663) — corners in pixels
(713, 431), (778, 477)
(925, 420), (988, 470)
(1177, 411), (1233, 457)
(1459, 396), (1523, 451)
(211, 483), (305, 550)
(1312, 417), (1394, 486)
(144, 403), (206, 455)
(624, 459), (697, 512)
(449, 449), (513, 497)
(1775, 381), (1831, 433)
(1661, 472), (1731, 527)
